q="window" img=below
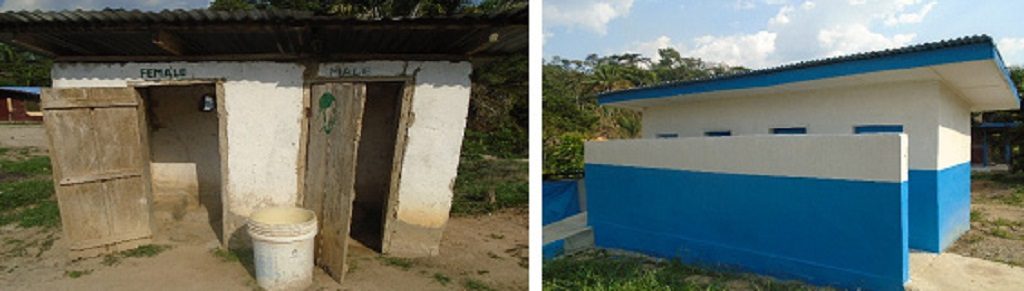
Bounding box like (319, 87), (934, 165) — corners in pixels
(704, 131), (731, 137)
(854, 125), (903, 134)
(771, 127), (806, 134)
(655, 133), (679, 139)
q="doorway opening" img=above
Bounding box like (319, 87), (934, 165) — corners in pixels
(140, 84), (224, 241)
(350, 81), (406, 251)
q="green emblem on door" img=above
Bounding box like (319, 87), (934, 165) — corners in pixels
(319, 92), (337, 134)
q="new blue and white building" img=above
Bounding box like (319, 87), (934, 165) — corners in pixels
(597, 35), (1019, 254)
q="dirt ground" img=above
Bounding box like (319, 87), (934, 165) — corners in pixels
(0, 206), (527, 290)
(0, 124), (46, 149)
(948, 173), (1024, 267)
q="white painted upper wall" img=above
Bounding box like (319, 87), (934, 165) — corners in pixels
(52, 62), (306, 218)
(642, 80), (947, 170)
(937, 83), (973, 169)
(319, 61), (472, 229)
(586, 134), (908, 183)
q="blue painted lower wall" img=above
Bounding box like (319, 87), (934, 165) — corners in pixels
(585, 163), (908, 290)
(543, 240), (565, 260)
(908, 162), (971, 252)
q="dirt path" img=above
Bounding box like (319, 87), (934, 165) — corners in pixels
(907, 251), (1024, 291)
(1, 208), (527, 290)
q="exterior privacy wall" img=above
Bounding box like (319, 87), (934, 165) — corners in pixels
(585, 135), (909, 290)
(640, 80), (971, 251)
(51, 60), (472, 253)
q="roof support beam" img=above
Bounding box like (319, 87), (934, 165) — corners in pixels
(467, 32), (500, 56)
(152, 30), (185, 56)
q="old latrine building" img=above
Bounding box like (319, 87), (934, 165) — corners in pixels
(0, 7), (526, 283)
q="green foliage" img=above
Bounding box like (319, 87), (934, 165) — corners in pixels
(542, 132), (585, 175)
(543, 49), (748, 175)
(452, 158), (528, 215)
(0, 43), (52, 86)
(466, 55), (529, 159)
(209, 0), (259, 11)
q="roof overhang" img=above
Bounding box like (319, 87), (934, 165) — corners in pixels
(0, 8), (527, 62)
(600, 38), (1020, 112)
(0, 86), (41, 99)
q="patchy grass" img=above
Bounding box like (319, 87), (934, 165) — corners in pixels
(433, 272), (451, 286)
(0, 179), (54, 212)
(462, 278), (494, 291)
(452, 158), (528, 215)
(121, 244), (171, 258)
(0, 148), (58, 230)
(0, 155), (51, 177)
(543, 250), (827, 291)
(65, 269), (93, 278)
(378, 256), (413, 270)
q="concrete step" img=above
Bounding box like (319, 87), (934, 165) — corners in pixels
(543, 212), (594, 258)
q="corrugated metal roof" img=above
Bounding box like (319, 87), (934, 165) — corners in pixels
(0, 8), (526, 26)
(0, 8), (527, 61)
(599, 35), (1000, 103)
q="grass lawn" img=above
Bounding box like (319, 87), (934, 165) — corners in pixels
(451, 156), (528, 215)
(543, 249), (828, 291)
(0, 147), (58, 229)
(948, 171), (1024, 266)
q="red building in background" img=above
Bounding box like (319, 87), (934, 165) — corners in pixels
(0, 87), (42, 123)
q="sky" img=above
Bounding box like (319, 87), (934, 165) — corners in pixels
(544, 0), (1024, 68)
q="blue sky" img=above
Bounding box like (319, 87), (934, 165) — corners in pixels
(545, 0), (1024, 68)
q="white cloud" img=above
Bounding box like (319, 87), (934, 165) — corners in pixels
(1, 0), (208, 11)
(629, 32), (778, 68)
(997, 37), (1024, 66)
(734, 0), (756, 10)
(800, 1), (815, 10)
(884, 1), (936, 26)
(769, 5), (794, 25)
(818, 24), (915, 56)
(544, 0), (635, 35)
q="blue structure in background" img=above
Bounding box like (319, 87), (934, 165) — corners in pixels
(542, 180), (581, 226)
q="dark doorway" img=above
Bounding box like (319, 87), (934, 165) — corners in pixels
(350, 82), (405, 251)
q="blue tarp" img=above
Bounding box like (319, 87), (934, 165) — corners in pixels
(542, 180), (580, 225)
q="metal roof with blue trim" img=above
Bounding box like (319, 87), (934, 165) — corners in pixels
(599, 35), (1020, 112)
(0, 86), (41, 99)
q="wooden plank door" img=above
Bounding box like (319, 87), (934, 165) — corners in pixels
(304, 83), (366, 283)
(41, 88), (154, 259)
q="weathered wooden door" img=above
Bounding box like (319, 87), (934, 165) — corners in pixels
(41, 88), (154, 259)
(304, 83), (366, 282)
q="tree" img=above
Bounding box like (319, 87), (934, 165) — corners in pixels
(0, 43), (52, 86)
(542, 48), (748, 175)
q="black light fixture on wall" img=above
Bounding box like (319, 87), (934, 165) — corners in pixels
(200, 94), (216, 112)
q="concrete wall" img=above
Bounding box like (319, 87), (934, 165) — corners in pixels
(52, 62), (306, 245)
(585, 135), (909, 290)
(640, 80), (971, 251)
(319, 61), (472, 257)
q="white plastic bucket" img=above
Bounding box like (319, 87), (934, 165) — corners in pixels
(248, 206), (318, 291)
